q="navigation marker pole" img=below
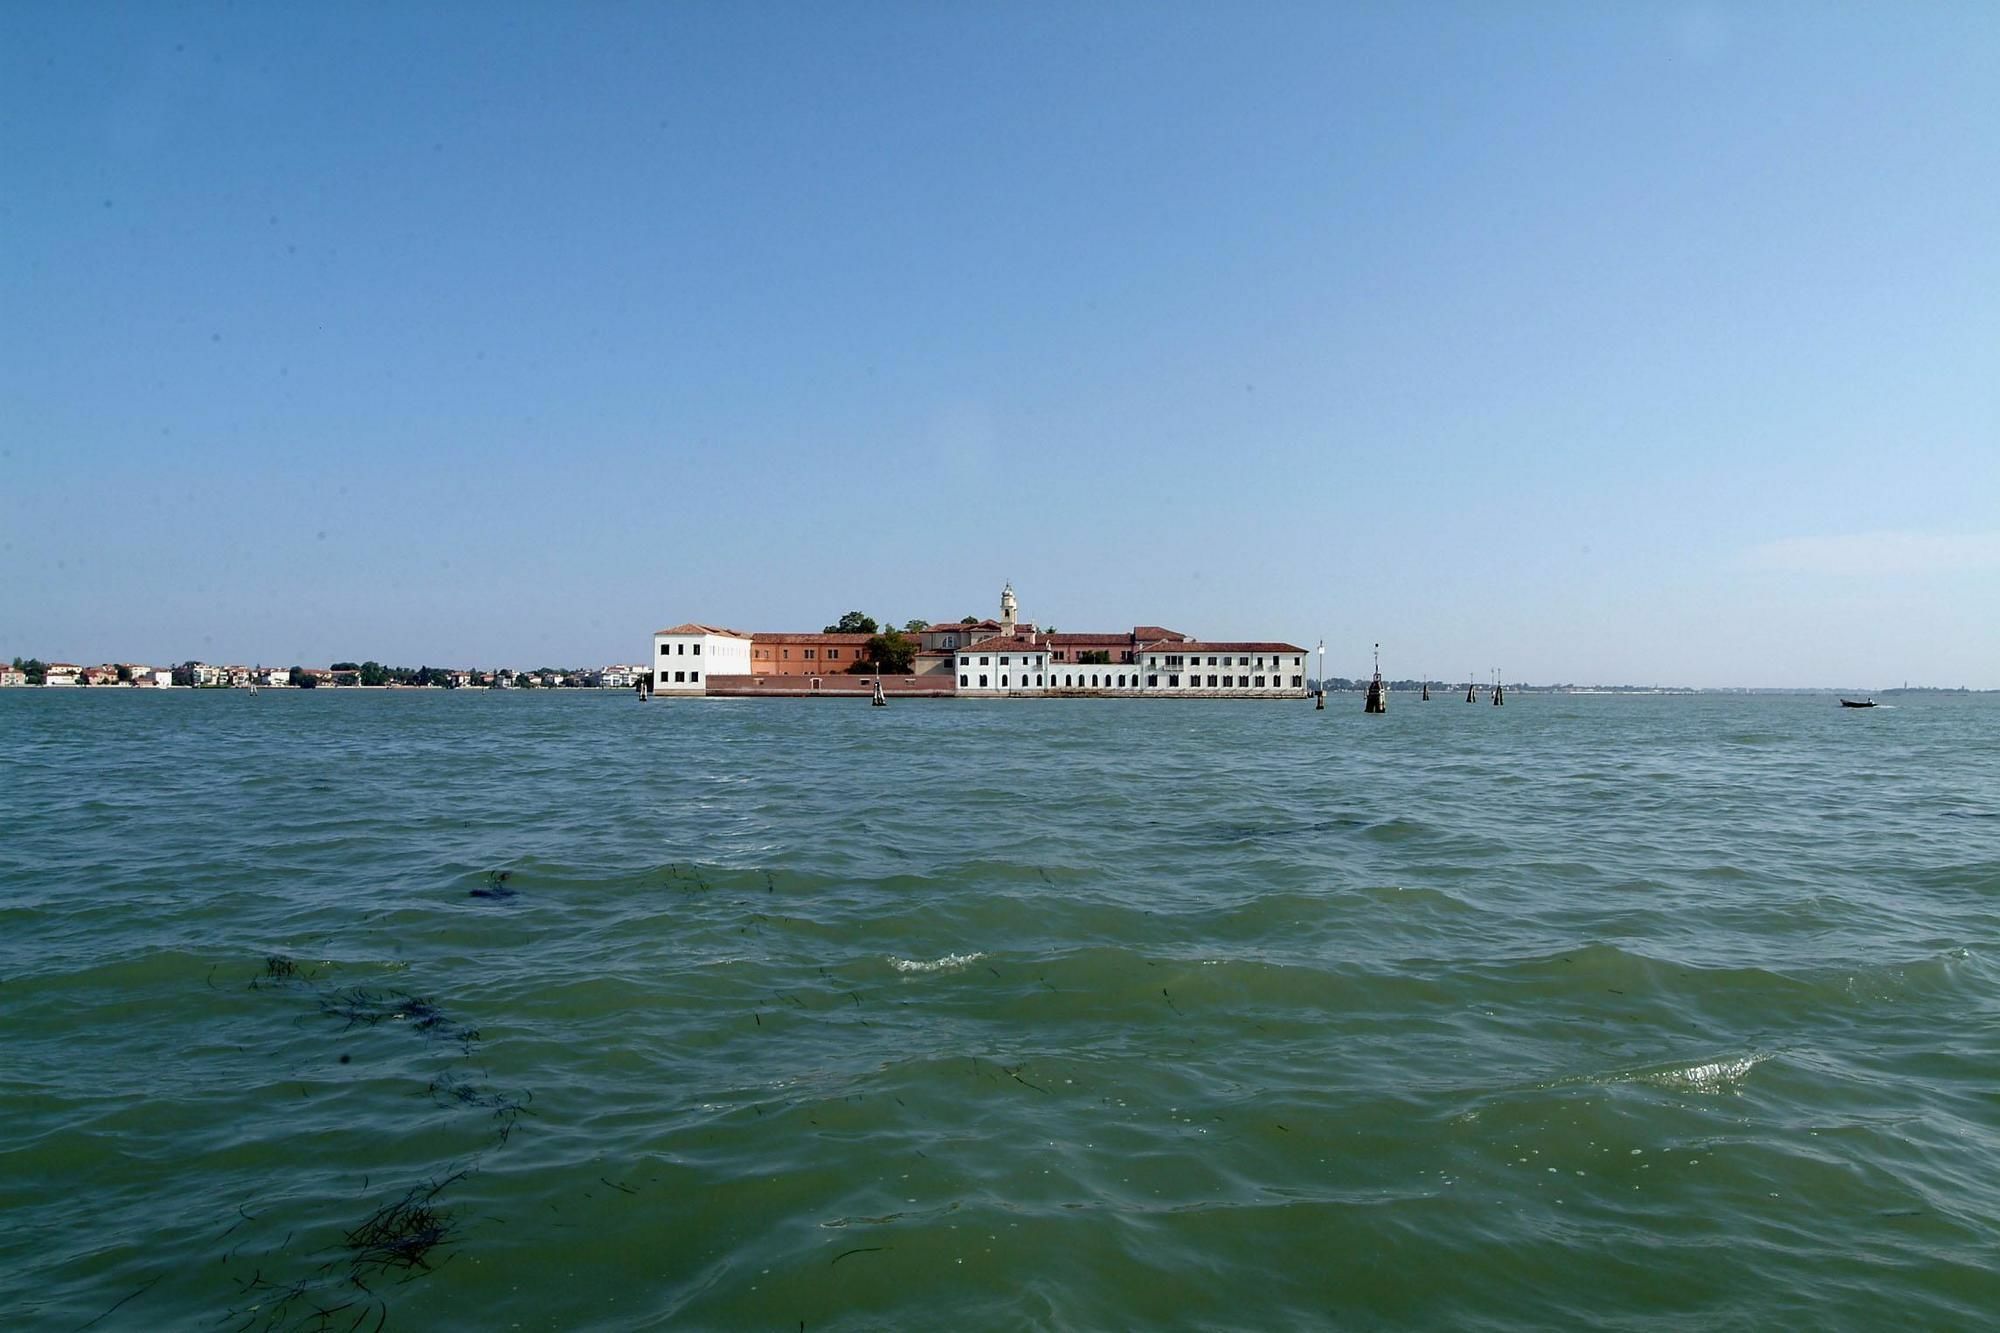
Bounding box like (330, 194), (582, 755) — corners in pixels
(1365, 643), (1387, 714)
(1316, 640), (1326, 710)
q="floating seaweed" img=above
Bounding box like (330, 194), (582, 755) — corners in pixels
(468, 869), (516, 900)
(319, 988), (479, 1050)
(345, 1171), (466, 1275)
(223, 1172), (470, 1332)
(425, 1072), (534, 1144)
(250, 955), (319, 990)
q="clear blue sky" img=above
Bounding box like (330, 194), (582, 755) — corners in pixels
(4, 2), (1995, 686)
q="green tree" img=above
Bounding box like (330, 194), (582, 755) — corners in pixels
(1079, 650), (1112, 665)
(902, 619), (930, 633)
(960, 615), (979, 625)
(115, 663), (133, 683)
(331, 661), (360, 672)
(824, 611), (878, 634)
(860, 630), (918, 674)
(15, 657), (48, 684)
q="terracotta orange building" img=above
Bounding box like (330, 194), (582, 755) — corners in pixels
(749, 632), (875, 676)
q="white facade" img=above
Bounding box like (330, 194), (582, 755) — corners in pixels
(651, 624), (752, 694)
(1138, 646), (1309, 696)
(1048, 663), (1147, 694)
(955, 638), (1049, 695)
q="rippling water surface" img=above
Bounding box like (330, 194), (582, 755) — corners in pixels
(3, 689), (1997, 1330)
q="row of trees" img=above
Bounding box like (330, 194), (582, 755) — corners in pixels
(821, 611), (978, 636)
(327, 661), (465, 688)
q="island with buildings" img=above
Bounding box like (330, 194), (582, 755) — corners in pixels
(652, 584), (1311, 700)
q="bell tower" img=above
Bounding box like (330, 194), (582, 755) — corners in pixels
(999, 582), (1018, 636)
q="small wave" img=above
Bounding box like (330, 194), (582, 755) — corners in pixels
(1599, 1052), (1767, 1095)
(888, 951), (986, 974)
(1642, 1054), (1763, 1092)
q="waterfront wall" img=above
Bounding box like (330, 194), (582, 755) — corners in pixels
(701, 674), (959, 698)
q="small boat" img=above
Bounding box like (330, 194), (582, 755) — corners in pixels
(1839, 698), (1876, 709)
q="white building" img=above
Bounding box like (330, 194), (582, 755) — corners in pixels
(954, 635), (1050, 695)
(651, 623), (752, 694)
(1137, 643), (1308, 695)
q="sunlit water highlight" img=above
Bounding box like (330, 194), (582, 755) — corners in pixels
(2, 690), (1997, 1330)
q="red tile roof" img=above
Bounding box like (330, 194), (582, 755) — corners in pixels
(751, 632), (878, 645)
(1140, 641), (1307, 655)
(655, 623), (752, 639)
(962, 636), (1050, 653)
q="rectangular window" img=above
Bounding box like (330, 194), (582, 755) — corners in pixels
(1001, 656), (1011, 666)
(677, 643), (685, 655)
(1292, 676), (1303, 688)
(782, 649), (790, 660)
(691, 671), (699, 682)
(980, 656), (990, 665)
(804, 649), (816, 660)
(979, 674), (989, 687)
(1168, 675), (1179, 687)
(1208, 656), (1217, 666)
(693, 644), (701, 655)
(1255, 675), (1265, 687)
(674, 671), (685, 682)
(658, 670), (669, 684)
(828, 650), (840, 661)
(960, 674), (968, 686)
(660, 644), (670, 656)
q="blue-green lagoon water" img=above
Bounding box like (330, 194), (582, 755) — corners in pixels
(3, 689), (1997, 1330)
